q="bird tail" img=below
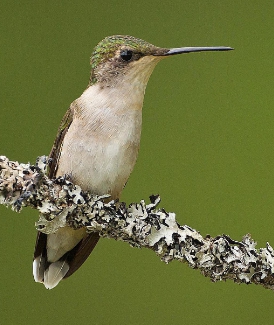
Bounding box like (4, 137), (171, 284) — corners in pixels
(33, 228), (100, 289)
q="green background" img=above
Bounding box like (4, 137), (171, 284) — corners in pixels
(1, 1), (274, 324)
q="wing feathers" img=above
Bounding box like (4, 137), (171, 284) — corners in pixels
(64, 232), (100, 278)
(33, 103), (100, 289)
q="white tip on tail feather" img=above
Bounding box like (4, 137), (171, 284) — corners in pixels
(44, 261), (70, 289)
(33, 257), (70, 289)
(33, 257), (45, 283)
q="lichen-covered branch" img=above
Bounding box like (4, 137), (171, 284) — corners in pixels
(1, 155), (274, 291)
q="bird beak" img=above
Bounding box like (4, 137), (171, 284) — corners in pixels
(153, 46), (233, 56)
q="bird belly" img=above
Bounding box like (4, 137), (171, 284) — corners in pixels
(56, 114), (141, 199)
(58, 138), (139, 198)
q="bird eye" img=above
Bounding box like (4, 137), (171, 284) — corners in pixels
(120, 49), (133, 61)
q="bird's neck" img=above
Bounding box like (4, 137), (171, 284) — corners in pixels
(73, 82), (145, 144)
(83, 77), (147, 111)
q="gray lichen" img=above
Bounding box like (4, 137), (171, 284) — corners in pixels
(1, 155), (274, 291)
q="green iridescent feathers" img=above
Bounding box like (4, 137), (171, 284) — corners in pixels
(89, 35), (156, 85)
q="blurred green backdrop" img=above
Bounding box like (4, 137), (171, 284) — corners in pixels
(1, 1), (274, 324)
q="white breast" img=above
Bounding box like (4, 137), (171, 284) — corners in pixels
(56, 83), (143, 198)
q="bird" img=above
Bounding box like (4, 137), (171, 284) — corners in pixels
(33, 35), (233, 289)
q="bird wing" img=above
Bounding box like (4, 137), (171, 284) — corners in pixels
(47, 105), (74, 179)
(33, 104), (100, 289)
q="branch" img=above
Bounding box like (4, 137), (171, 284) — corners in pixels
(1, 155), (274, 291)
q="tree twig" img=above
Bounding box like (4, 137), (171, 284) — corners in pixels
(1, 155), (274, 291)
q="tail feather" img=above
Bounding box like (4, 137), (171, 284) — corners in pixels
(33, 229), (100, 289)
(44, 260), (69, 289)
(33, 232), (47, 283)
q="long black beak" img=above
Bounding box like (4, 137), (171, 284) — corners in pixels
(154, 46), (233, 56)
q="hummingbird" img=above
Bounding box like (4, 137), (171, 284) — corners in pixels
(33, 35), (232, 289)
